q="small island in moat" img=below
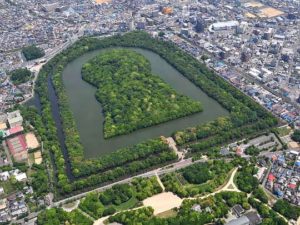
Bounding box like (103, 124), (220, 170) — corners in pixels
(82, 49), (203, 138)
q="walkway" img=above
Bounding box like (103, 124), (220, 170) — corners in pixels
(217, 168), (240, 192)
(186, 167), (240, 200)
(156, 172), (165, 191)
(77, 208), (95, 221)
(166, 137), (183, 159)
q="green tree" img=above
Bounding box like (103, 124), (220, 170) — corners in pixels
(291, 129), (300, 142)
(10, 68), (32, 85)
(22, 45), (45, 60)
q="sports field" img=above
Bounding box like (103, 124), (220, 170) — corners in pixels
(258, 7), (284, 18)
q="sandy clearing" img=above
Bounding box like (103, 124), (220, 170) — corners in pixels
(25, 132), (40, 149)
(143, 192), (183, 215)
(245, 12), (257, 18)
(93, 216), (109, 225)
(95, 0), (111, 4)
(34, 151), (43, 164)
(0, 123), (7, 130)
(244, 1), (264, 8)
(258, 7), (284, 18)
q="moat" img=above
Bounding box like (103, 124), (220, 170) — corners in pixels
(32, 48), (228, 158)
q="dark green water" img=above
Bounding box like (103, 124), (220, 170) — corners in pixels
(63, 48), (228, 158)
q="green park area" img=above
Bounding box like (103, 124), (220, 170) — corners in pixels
(32, 31), (278, 197)
(106, 191), (284, 225)
(37, 208), (93, 225)
(22, 45), (45, 61)
(9, 68), (32, 85)
(161, 160), (234, 197)
(78, 177), (162, 219)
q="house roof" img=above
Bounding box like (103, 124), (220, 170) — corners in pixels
(8, 125), (23, 135)
(226, 216), (250, 225)
(268, 173), (275, 181)
(288, 183), (296, 189)
(0, 123), (7, 130)
(15, 173), (27, 182)
(7, 110), (23, 127)
(232, 204), (245, 216)
(245, 211), (262, 225)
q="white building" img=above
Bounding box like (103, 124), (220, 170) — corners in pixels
(7, 110), (23, 128)
(210, 21), (239, 31)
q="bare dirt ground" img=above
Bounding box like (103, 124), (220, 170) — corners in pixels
(258, 7), (284, 18)
(25, 132), (40, 149)
(94, 0), (111, 4)
(143, 192), (183, 215)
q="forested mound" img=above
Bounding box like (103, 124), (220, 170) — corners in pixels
(82, 49), (202, 138)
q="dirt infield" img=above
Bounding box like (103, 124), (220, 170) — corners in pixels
(245, 1), (264, 8)
(245, 12), (257, 18)
(143, 192), (183, 215)
(258, 7), (284, 18)
(34, 151), (42, 164)
(94, 0), (112, 4)
(25, 132), (39, 149)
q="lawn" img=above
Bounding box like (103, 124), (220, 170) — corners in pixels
(112, 196), (139, 211)
(0, 180), (16, 196)
(156, 209), (178, 218)
(276, 126), (291, 137)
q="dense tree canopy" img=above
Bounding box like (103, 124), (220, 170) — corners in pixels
(22, 45), (45, 61)
(273, 199), (300, 220)
(182, 162), (212, 184)
(236, 165), (259, 193)
(162, 160), (234, 197)
(10, 68), (32, 85)
(99, 183), (133, 206)
(37, 208), (92, 225)
(253, 187), (268, 204)
(249, 198), (288, 225)
(82, 49), (202, 138)
(79, 177), (162, 218)
(291, 129), (300, 142)
(245, 145), (261, 156)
